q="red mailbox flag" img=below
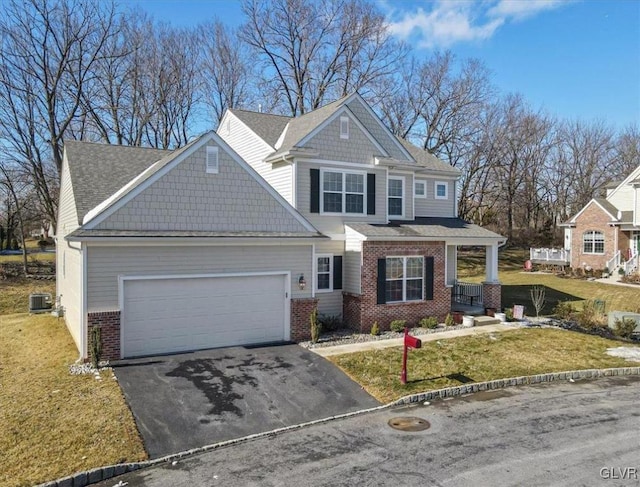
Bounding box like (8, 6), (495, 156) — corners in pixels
(401, 328), (422, 384)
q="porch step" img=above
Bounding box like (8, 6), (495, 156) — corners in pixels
(474, 316), (502, 326)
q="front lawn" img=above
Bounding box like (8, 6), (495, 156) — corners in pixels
(0, 277), (56, 315)
(328, 328), (633, 403)
(0, 313), (146, 487)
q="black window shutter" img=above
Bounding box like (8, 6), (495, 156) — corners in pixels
(377, 258), (386, 304)
(333, 256), (343, 290)
(424, 256), (434, 301)
(310, 169), (320, 213)
(367, 173), (376, 215)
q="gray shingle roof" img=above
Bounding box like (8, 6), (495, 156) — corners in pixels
(620, 211), (633, 223)
(346, 218), (504, 240)
(64, 141), (168, 223)
(230, 109), (291, 148)
(594, 198), (619, 218)
(396, 138), (460, 175)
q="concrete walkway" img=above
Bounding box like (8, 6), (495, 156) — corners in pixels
(594, 274), (640, 288)
(310, 323), (518, 357)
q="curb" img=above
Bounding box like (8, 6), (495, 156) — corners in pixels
(36, 366), (640, 487)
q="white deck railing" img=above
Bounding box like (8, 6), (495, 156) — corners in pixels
(624, 252), (639, 275)
(453, 281), (484, 307)
(606, 250), (621, 273)
(529, 248), (571, 263)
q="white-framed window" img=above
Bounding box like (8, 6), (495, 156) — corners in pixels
(206, 146), (219, 174)
(583, 230), (604, 254)
(321, 169), (365, 214)
(435, 181), (448, 199)
(414, 180), (426, 198)
(316, 254), (333, 292)
(388, 176), (404, 218)
(385, 256), (424, 303)
(340, 116), (349, 139)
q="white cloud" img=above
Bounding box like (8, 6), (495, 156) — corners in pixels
(387, 0), (568, 48)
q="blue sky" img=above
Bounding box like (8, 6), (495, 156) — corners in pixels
(129, 0), (640, 129)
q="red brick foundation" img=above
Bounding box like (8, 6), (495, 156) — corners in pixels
(343, 241), (451, 332)
(482, 282), (502, 311)
(290, 298), (318, 342)
(87, 311), (121, 361)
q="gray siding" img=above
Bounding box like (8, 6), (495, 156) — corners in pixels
(346, 98), (411, 162)
(303, 115), (383, 164)
(314, 239), (345, 316)
(344, 227), (363, 294)
(86, 244), (313, 311)
(95, 144), (308, 233)
(296, 161), (387, 235)
(56, 156), (83, 351)
(414, 178), (456, 218)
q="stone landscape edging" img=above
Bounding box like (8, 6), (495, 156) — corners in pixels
(36, 366), (640, 487)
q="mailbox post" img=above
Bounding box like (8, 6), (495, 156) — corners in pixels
(401, 327), (422, 385)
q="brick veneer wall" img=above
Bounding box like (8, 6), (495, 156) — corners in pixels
(482, 282), (502, 311)
(343, 241), (450, 333)
(87, 311), (121, 361)
(570, 203), (618, 270)
(290, 298), (318, 342)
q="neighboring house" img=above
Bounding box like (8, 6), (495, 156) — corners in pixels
(561, 165), (640, 275)
(56, 132), (325, 360)
(218, 93), (505, 332)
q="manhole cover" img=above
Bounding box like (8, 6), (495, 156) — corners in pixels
(388, 416), (430, 432)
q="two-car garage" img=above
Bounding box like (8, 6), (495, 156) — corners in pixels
(120, 273), (289, 358)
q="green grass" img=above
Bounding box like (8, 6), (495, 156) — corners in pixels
(329, 328), (633, 403)
(0, 313), (146, 487)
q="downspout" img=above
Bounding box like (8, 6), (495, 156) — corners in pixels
(77, 242), (88, 363)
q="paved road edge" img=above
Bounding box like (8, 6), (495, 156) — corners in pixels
(37, 366), (640, 487)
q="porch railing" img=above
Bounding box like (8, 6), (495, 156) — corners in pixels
(529, 248), (571, 264)
(453, 280), (483, 307)
(624, 252), (639, 275)
(606, 250), (621, 273)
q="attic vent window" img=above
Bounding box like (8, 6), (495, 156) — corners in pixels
(340, 116), (349, 139)
(206, 146), (219, 174)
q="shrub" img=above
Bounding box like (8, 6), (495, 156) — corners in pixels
(389, 319), (406, 332)
(505, 308), (514, 321)
(90, 326), (102, 369)
(618, 267), (626, 276)
(370, 321), (380, 336)
(310, 308), (321, 343)
(553, 301), (575, 320)
(530, 285), (546, 317)
(444, 313), (454, 327)
(37, 239), (48, 251)
(614, 318), (637, 339)
(318, 314), (342, 332)
(419, 317), (438, 329)
(575, 300), (606, 330)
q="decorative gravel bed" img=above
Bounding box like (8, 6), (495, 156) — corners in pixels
(299, 324), (484, 349)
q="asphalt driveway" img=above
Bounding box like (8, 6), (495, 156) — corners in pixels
(113, 344), (380, 458)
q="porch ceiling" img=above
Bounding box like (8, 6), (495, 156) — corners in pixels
(346, 218), (505, 244)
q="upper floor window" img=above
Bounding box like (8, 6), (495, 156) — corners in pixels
(386, 256), (424, 303)
(340, 116), (349, 139)
(414, 180), (426, 198)
(322, 169), (365, 214)
(435, 181), (448, 199)
(583, 231), (604, 254)
(388, 176), (404, 218)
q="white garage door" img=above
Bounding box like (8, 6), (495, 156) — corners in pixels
(122, 273), (288, 358)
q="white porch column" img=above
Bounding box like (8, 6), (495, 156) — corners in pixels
(446, 245), (457, 286)
(485, 243), (499, 283)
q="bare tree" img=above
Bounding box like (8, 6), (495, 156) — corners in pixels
(240, 0), (403, 116)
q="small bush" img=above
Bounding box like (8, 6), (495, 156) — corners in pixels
(419, 317), (438, 329)
(310, 308), (321, 343)
(575, 300), (606, 330)
(553, 301), (575, 320)
(90, 326), (102, 369)
(389, 319), (406, 332)
(444, 313), (454, 327)
(614, 318), (637, 339)
(318, 314), (342, 332)
(370, 321), (380, 336)
(505, 308), (514, 321)
(618, 267), (626, 276)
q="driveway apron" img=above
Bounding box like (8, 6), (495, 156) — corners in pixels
(113, 344), (380, 458)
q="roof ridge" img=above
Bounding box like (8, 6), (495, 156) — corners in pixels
(64, 139), (171, 152)
(230, 108), (292, 119)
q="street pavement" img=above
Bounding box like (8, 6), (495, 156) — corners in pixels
(91, 375), (640, 487)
